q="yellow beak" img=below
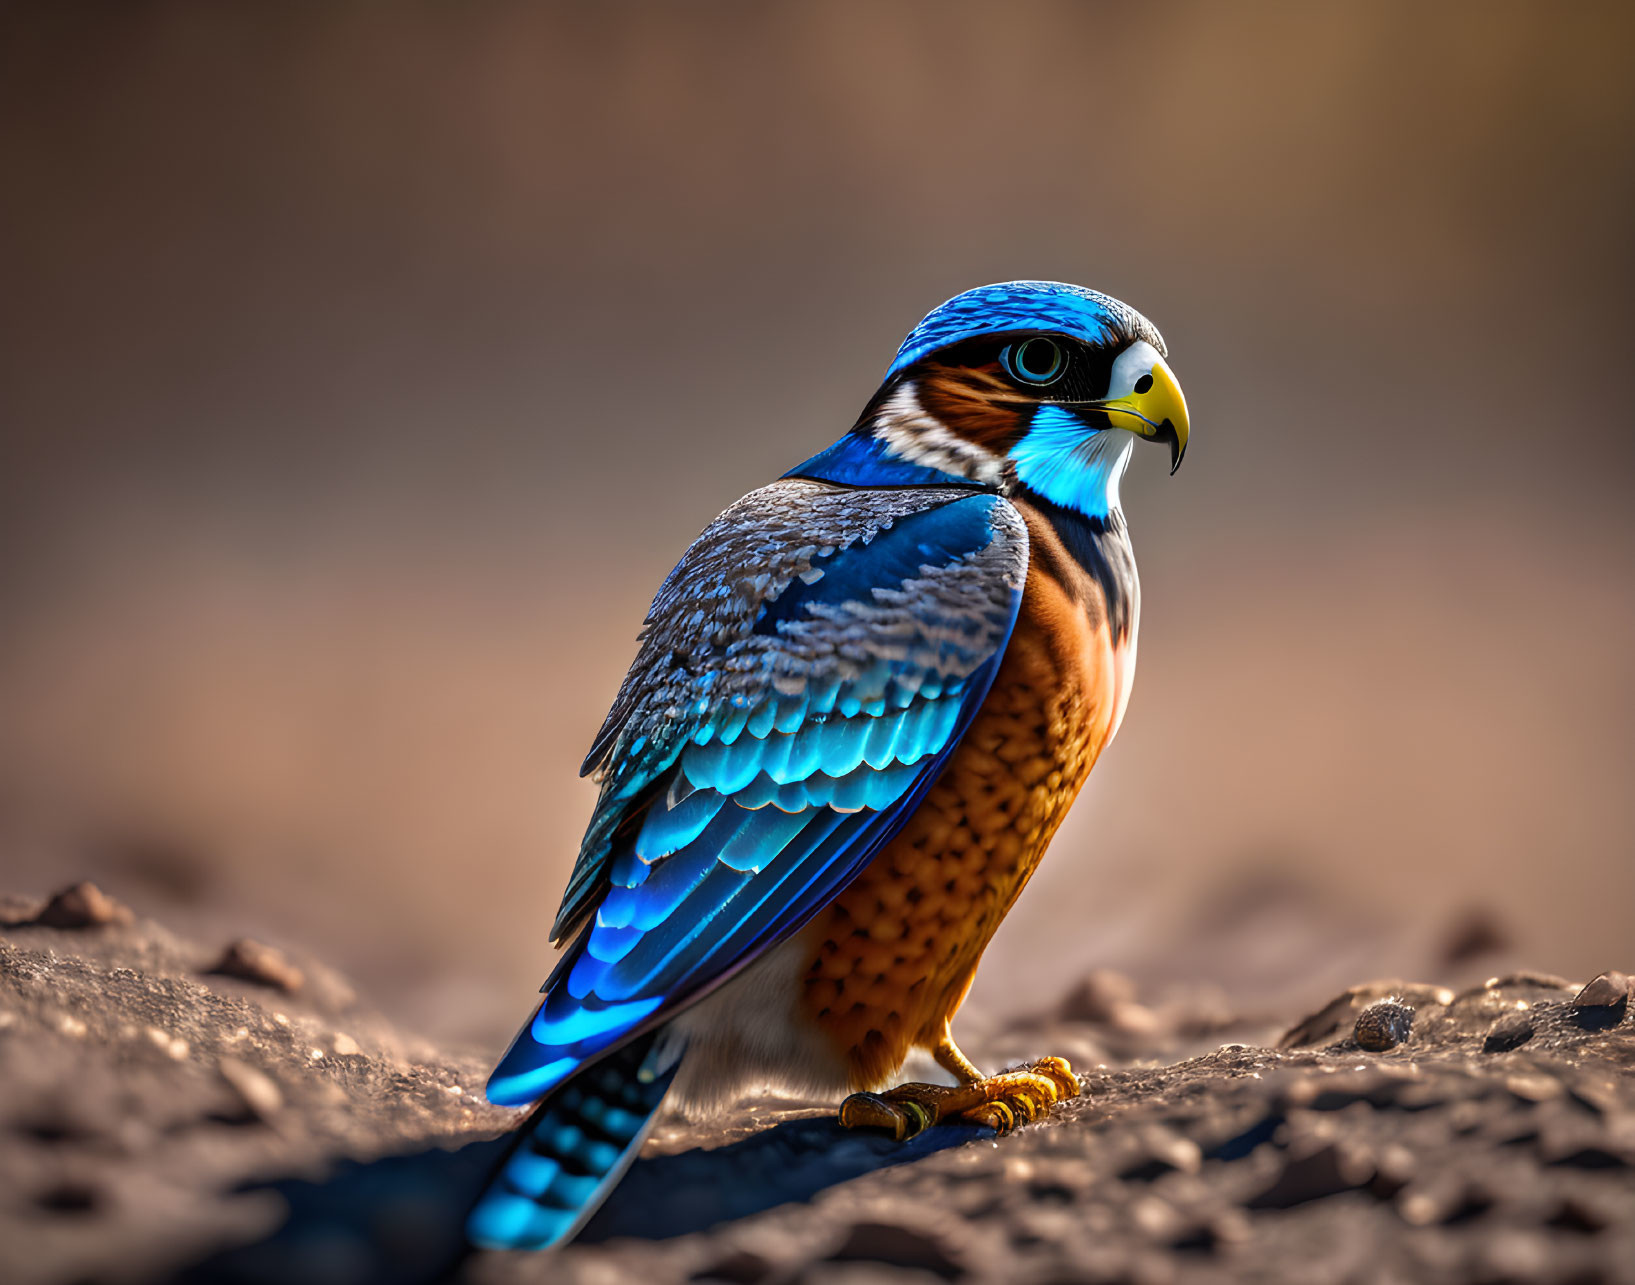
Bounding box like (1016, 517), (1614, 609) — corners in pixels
(1098, 356), (1190, 474)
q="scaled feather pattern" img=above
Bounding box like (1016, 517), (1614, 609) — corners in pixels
(488, 485), (1028, 1106)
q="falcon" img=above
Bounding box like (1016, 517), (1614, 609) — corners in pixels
(468, 280), (1191, 1250)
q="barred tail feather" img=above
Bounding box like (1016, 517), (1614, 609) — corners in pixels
(466, 1028), (680, 1251)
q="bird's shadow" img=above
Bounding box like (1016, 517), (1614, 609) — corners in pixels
(178, 1109), (989, 1284)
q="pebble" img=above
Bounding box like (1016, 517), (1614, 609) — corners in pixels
(1128, 1195), (1181, 1240)
(1397, 1177), (1466, 1226)
(210, 938), (305, 994)
(1571, 970), (1630, 1030)
(1354, 999), (1414, 1051)
(1058, 968), (1137, 1022)
(692, 1249), (772, 1284)
(826, 1218), (967, 1278)
(1119, 1127), (1201, 1179)
(1477, 1230), (1549, 1282)
(1372, 1143), (1417, 1197)
(1248, 1140), (1374, 1209)
(34, 881), (133, 929)
(1504, 1073), (1563, 1103)
(1438, 906), (1511, 966)
(0, 893), (43, 924)
(144, 1025), (189, 1060)
(218, 1056), (283, 1119)
(1483, 1012), (1536, 1053)
(331, 1032), (360, 1056)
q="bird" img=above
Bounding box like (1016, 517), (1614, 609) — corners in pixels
(465, 280), (1190, 1251)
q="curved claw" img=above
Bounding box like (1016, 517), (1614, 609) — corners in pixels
(1028, 1056), (1081, 1100)
(966, 1100), (1016, 1134)
(839, 1091), (935, 1141)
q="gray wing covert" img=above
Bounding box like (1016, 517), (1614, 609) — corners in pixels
(551, 478), (1025, 940)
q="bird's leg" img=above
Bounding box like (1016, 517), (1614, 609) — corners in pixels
(931, 1024), (984, 1084)
(838, 1023), (1079, 1141)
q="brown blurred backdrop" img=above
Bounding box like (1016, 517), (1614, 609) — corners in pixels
(2, 2), (1632, 1045)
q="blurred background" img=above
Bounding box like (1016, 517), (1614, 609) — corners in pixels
(2, 2), (1631, 1048)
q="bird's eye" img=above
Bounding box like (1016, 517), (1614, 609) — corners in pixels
(1134, 374), (1154, 394)
(1001, 337), (1067, 386)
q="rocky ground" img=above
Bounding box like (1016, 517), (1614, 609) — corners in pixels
(2, 883), (1633, 1285)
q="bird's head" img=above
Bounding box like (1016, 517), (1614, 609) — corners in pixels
(856, 281), (1189, 519)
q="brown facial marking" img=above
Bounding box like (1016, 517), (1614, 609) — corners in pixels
(915, 361), (1030, 453)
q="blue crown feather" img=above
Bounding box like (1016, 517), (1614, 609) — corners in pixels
(885, 280), (1165, 379)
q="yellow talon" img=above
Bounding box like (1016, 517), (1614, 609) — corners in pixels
(839, 1054), (1081, 1139)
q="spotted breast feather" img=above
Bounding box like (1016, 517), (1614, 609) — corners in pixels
(797, 496), (1140, 1089)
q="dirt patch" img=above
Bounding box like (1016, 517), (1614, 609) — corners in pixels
(2, 887), (1632, 1284)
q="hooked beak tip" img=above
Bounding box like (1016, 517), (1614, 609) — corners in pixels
(1155, 420), (1186, 475)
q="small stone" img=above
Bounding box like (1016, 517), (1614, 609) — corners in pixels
(1549, 1193), (1613, 1233)
(1279, 980), (1446, 1049)
(210, 939), (305, 994)
(1119, 1126), (1202, 1180)
(827, 1219), (965, 1278)
(138, 1025), (188, 1059)
(1109, 1001), (1164, 1038)
(1570, 970), (1630, 1030)
(1354, 999), (1413, 1051)
(1205, 1209), (1251, 1246)
(54, 1013), (87, 1038)
(689, 1249), (772, 1284)
(1058, 968), (1138, 1023)
(218, 1056), (282, 1119)
(1437, 906), (1511, 966)
(1478, 971), (1573, 994)
(1398, 1177), (1468, 1226)
(1504, 1073), (1563, 1103)
(34, 881), (133, 929)
(1476, 1230), (1548, 1283)
(331, 1032), (359, 1056)
(0, 893), (43, 925)
(1483, 1012), (1535, 1053)
(1370, 1143), (1416, 1198)
(1248, 1140), (1374, 1209)
(1128, 1195), (1182, 1240)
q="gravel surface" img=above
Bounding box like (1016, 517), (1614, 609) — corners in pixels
(3, 885), (1632, 1285)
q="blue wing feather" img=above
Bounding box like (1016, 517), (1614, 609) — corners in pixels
(487, 489), (1026, 1108)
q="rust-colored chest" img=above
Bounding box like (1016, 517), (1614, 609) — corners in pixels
(798, 503), (1137, 1087)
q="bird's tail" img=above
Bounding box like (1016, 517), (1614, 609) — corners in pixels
(466, 1026), (681, 1251)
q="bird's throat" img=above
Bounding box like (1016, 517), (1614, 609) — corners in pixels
(1007, 406), (1133, 522)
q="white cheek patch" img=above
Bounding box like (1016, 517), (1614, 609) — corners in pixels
(1106, 340), (1163, 400)
(870, 381), (1005, 485)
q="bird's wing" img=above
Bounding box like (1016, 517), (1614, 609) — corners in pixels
(487, 479), (1027, 1105)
